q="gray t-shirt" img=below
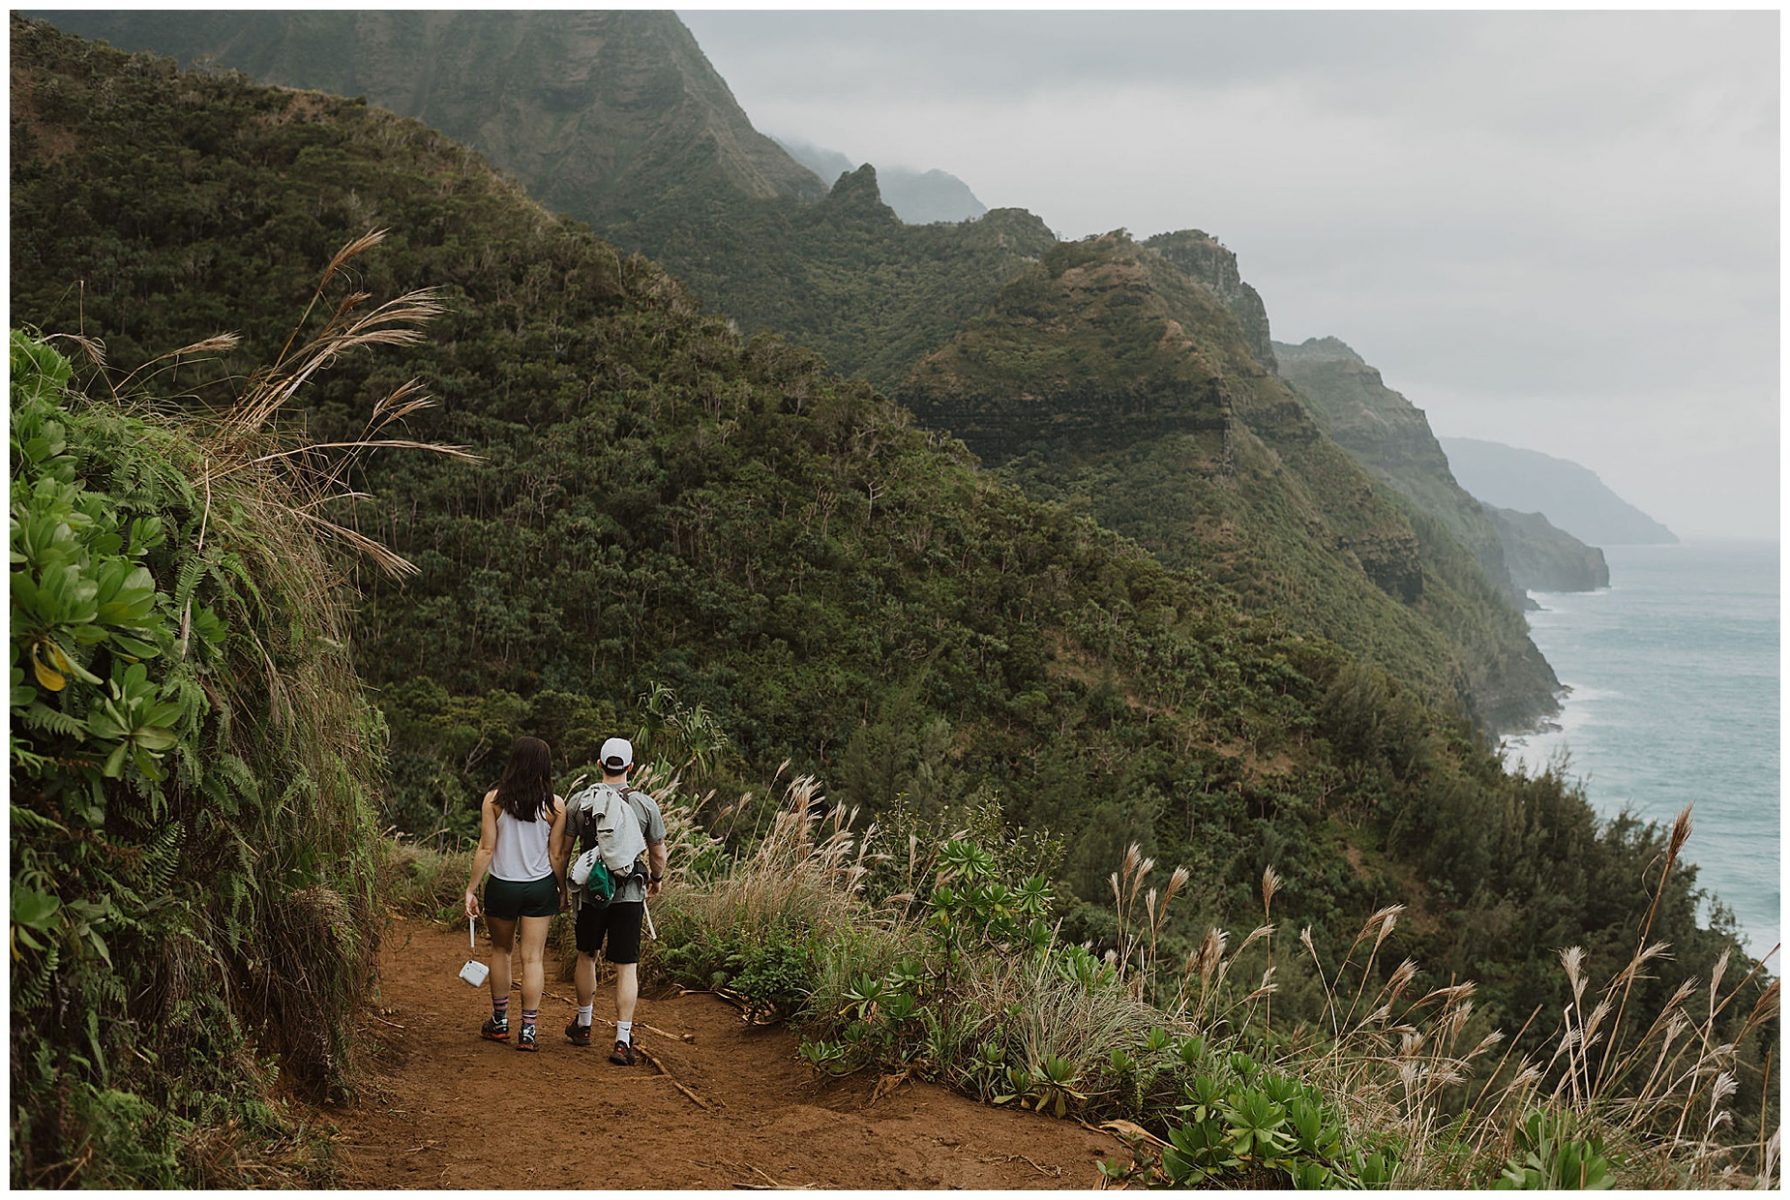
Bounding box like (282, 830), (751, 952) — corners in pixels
(614, 788), (665, 904)
(571, 785), (665, 906)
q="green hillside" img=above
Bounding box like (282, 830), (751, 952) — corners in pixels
(10, 11), (1761, 1104)
(1274, 336), (1518, 599)
(8, 18), (1772, 1185)
(35, 9), (827, 224)
(34, 9), (1051, 388)
(900, 235), (1560, 729)
(31, 8), (1563, 734)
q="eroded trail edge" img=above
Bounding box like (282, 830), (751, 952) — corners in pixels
(330, 918), (1119, 1189)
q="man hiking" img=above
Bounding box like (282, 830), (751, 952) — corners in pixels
(554, 736), (667, 1065)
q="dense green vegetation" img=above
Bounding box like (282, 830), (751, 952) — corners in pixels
(636, 781), (1776, 1188)
(38, 9), (828, 227)
(38, 10), (1052, 391)
(10, 19), (1774, 1182)
(31, 8), (1556, 732)
(900, 234), (1560, 729)
(9, 331), (387, 1185)
(1274, 335), (1526, 604)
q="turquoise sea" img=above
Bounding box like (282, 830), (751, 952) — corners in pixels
(1502, 540), (1779, 961)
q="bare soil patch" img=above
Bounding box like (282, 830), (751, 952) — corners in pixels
(329, 917), (1120, 1189)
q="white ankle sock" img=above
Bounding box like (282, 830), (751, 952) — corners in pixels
(616, 1019), (633, 1045)
(577, 1004), (593, 1028)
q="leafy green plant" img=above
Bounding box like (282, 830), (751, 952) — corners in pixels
(995, 1055), (1089, 1120)
(9, 288), (431, 1185)
(726, 929), (820, 1023)
(1141, 1062), (1393, 1190)
(1493, 1110), (1616, 1190)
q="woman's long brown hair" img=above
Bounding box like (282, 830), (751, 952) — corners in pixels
(494, 736), (554, 822)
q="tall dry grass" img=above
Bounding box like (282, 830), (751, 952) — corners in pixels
(661, 784), (1775, 1188)
(1096, 803), (1778, 1187)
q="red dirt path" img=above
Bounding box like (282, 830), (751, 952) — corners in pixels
(328, 917), (1121, 1188)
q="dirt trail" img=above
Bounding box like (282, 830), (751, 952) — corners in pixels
(329, 917), (1121, 1189)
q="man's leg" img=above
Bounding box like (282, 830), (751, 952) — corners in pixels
(574, 953), (598, 1018)
(614, 962), (639, 1028)
(608, 902), (645, 1063)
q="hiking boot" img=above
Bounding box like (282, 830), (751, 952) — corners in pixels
(516, 1024), (538, 1052)
(608, 1040), (636, 1067)
(565, 1019), (592, 1047)
(480, 1015), (509, 1042)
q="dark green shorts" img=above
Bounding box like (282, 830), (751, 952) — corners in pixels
(484, 874), (558, 920)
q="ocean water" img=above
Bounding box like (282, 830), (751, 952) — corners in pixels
(1502, 540), (1779, 961)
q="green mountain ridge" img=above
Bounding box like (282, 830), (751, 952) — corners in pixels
(900, 234), (1559, 729)
(9, 16), (1746, 1032)
(1275, 336), (1610, 611)
(34, 9), (1053, 389)
(32, 11), (1569, 732)
(33, 9), (828, 224)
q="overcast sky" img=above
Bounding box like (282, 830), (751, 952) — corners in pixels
(681, 11), (1779, 541)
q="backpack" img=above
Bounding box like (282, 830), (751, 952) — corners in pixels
(567, 783), (648, 908)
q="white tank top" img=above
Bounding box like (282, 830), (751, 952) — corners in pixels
(490, 800), (554, 882)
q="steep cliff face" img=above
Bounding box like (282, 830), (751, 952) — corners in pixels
(1484, 505), (1611, 594)
(898, 234), (1523, 716)
(1272, 336), (1560, 724)
(34, 9), (1046, 389)
(1274, 337), (1516, 600)
(43, 10), (828, 225)
(1145, 230), (1278, 372)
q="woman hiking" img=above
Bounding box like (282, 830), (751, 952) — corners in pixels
(463, 735), (568, 1052)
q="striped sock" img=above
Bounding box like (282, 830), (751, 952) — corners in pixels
(492, 996), (509, 1023)
(521, 1007), (538, 1030)
(577, 1003), (593, 1029)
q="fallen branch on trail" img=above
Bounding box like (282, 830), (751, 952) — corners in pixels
(635, 1045), (721, 1111)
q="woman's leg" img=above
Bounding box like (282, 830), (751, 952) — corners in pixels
(517, 914), (552, 1013)
(486, 915), (517, 1012)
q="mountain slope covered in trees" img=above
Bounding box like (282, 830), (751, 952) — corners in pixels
(36, 9), (826, 224)
(900, 235), (1560, 729)
(33, 12), (1574, 726)
(1275, 335), (1607, 603)
(10, 15), (1756, 1063)
(35, 8), (1048, 388)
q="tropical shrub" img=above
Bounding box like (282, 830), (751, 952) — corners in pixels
(9, 259), (441, 1185)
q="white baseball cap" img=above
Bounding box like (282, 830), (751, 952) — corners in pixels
(599, 737), (634, 771)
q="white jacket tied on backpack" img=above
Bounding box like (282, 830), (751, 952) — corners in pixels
(568, 783), (648, 893)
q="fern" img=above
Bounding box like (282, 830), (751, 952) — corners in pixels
(139, 825), (185, 895)
(19, 701), (88, 738)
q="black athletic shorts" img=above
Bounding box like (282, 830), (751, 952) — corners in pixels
(575, 900), (644, 964)
(484, 874), (559, 920)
